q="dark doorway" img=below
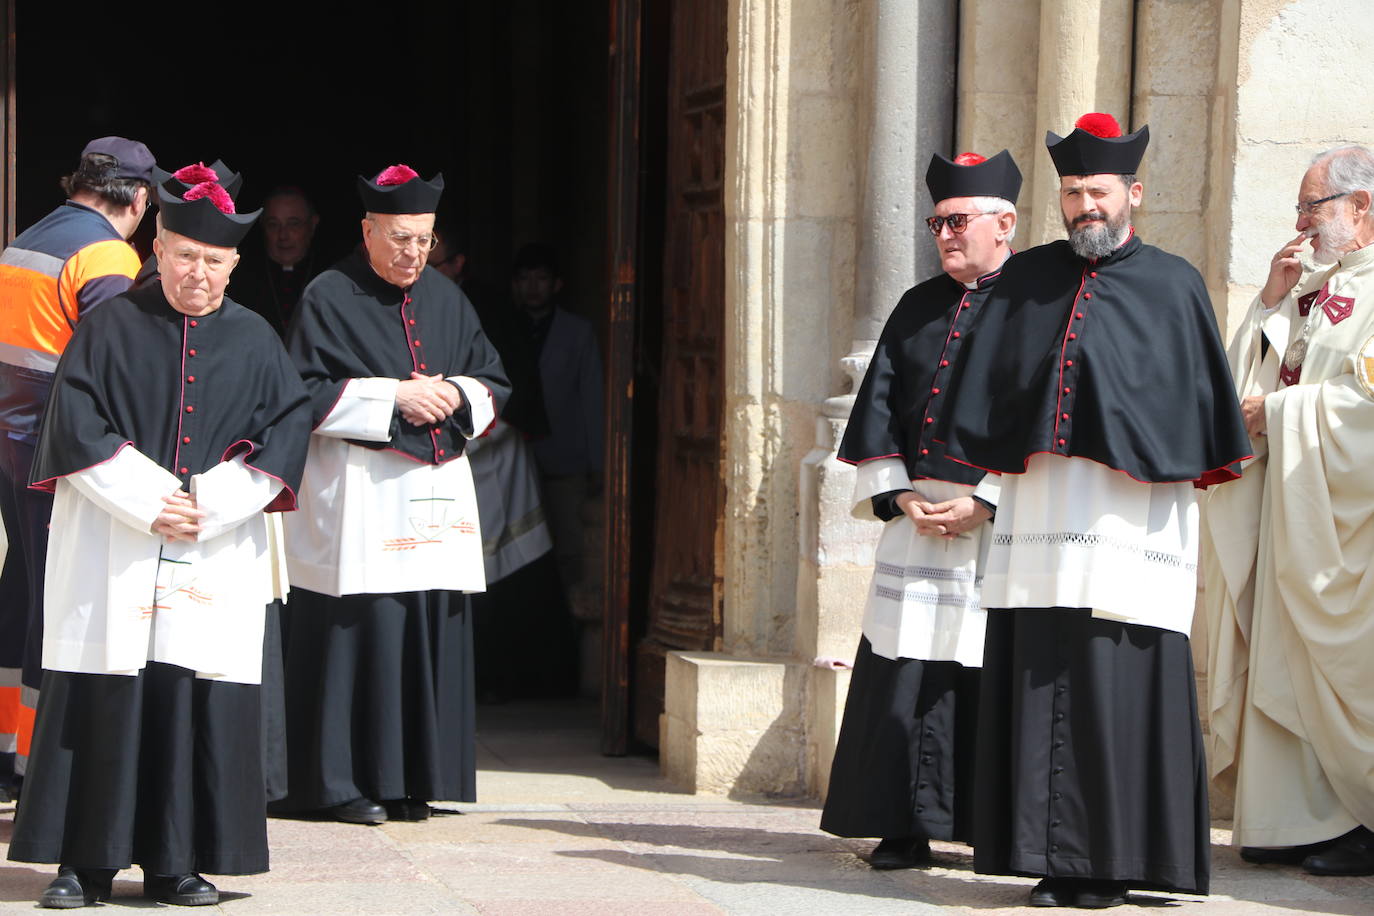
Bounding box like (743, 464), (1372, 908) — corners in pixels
(14, 3), (608, 319)
(5, 1), (724, 760)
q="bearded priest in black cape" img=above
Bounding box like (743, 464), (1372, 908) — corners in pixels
(933, 114), (1251, 908)
(7, 172), (311, 908)
(275, 165), (509, 826)
(820, 150), (1021, 869)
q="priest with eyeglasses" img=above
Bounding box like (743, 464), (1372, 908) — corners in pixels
(274, 165), (508, 826)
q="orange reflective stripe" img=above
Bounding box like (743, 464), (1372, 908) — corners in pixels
(58, 238), (140, 322)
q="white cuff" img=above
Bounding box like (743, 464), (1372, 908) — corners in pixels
(68, 446), (184, 534)
(448, 376), (496, 438)
(850, 457), (912, 519)
(191, 456), (280, 541)
(972, 473), (1001, 509)
(315, 377), (398, 441)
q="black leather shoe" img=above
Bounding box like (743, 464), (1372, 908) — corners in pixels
(868, 836), (930, 869)
(1075, 880), (1128, 908)
(39, 866), (114, 908)
(143, 872), (218, 906)
(1028, 877), (1076, 907)
(1241, 840), (1332, 865)
(329, 796), (387, 825)
(1303, 826), (1374, 876)
(384, 798), (432, 821)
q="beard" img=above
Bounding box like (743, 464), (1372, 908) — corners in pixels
(1065, 207), (1131, 260)
(1309, 211), (1356, 264)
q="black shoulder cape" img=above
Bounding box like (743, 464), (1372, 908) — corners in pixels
(838, 267), (1004, 486)
(285, 251), (510, 465)
(935, 235), (1250, 486)
(31, 283), (312, 510)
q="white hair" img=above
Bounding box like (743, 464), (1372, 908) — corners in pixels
(968, 196), (1017, 243)
(1313, 145), (1374, 204)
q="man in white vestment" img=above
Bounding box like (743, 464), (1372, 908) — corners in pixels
(7, 170), (310, 908)
(1204, 144), (1374, 876)
(277, 165), (508, 825)
(821, 149), (1020, 869)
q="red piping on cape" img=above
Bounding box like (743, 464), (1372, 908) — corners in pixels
(933, 444), (1250, 489)
(29, 440), (136, 493)
(219, 439), (298, 512)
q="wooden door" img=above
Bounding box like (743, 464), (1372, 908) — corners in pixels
(633, 0), (727, 749)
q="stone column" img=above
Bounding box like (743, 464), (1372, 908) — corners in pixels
(1026, 0), (1134, 244)
(798, 0), (956, 797)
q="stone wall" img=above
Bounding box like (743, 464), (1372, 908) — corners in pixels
(664, 0), (1374, 800)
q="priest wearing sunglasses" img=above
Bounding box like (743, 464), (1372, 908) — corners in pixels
(822, 150), (1020, 871)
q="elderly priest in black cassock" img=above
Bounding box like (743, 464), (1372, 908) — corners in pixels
(276, 166), (508, 825)
(934, 114), (1251, 908)
(7, 171), (311, 908)
(821, 150), (1021, 869)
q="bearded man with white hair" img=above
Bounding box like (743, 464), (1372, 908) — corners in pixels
(1204, 144), (1374, 876)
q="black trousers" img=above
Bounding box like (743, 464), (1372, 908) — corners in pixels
(274, 588), (476, 811)
(8, 664), (268, 875)
(821, 637), (980, 842)
(972, 608), (1210, 894)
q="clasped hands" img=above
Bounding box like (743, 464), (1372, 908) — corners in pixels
(897, 492), (991, 539)
(152, 489), (204, 542)
(395, 372), (464, 427)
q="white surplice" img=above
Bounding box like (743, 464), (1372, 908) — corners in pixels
(43, 448), (283, 685)
(285, 375), (495, 597)
(980, 453), (1199, 636)
(852, 457), (998, 667)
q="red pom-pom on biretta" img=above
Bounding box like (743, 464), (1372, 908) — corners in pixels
(953, 152), (987, 166)
(375, 164), (419, 186)
(172, 162), (219, 184)
(1074, 112), (1123, 138)
(183, 181), (236, 215)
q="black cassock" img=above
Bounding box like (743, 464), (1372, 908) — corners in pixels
(935, 235), (1250, 894)
(8, 283), (310, 876)
(820, 268), (999, 844)
(274, 252), (509, 813)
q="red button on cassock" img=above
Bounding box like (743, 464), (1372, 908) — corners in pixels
(413, 340), (421, 347)
(931, 387), (941, 395)
(1063, 387), (1071, 394)
(940, 359), (949, 367)
(1062, 413), (1070, 421)
(920, 448), (929, 456)
(1083, 293), (1092, 300)
(951, 331), (961, 339)
(408, 319), (416, 326)
(180, 467), (188, 474)
(1065, 360), (1074, 367)
(1068, 333), (1077, 340)
(419, 363), (427, 370)
(438, 449), (446, 457)
(925, 417), (934, 425)
(1075, 313), (1083, 320)
(187, 375), (195, 383)
(1058, 438), (1066, 446)
(961, 302), (970, 309)
(189, 320), (198, 327)
(1089, 271), (1098, 278)
(182, 437), (190, 444)
(185, 406), (194, 413)
(188, 349), (197, 356)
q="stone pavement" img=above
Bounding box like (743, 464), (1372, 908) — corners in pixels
(2, 699), (1372, 914)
